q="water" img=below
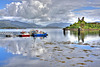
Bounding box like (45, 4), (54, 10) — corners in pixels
(0, 29), (100, 67)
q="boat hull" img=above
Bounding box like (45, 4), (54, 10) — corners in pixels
(18, 35), (30, 37)
(32, 33), (48, 37)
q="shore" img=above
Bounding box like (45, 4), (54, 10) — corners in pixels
(63, 28), (100, 31)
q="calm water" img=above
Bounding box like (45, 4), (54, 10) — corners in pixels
(0, 29), (100, 67)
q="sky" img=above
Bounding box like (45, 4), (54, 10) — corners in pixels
(0, 0), (20, 9)
(0, 0), (100, 25)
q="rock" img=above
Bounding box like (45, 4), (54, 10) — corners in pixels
(69, 48), (75, 50)
(83, 43), (90, 45)
(57, 49), (63, 51)
(84, 60), (93, 62)
(91, 46), (95, 47)
(77, 63), (86, 65)
(61, 61), (65, 63)
(71, 42), (76, 44)
(78, 57), (84, 58)
(36, 55), (40, 57)
(63, 41), (71, 44)
(66, 57), (72, 59)
(44, 42), (55, 45)
(77, 42), (83, 45)
(83, 50), (92, 53)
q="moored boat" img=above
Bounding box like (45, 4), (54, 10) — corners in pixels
(32, 33), (48, 37)
(5, 30), (48, 37)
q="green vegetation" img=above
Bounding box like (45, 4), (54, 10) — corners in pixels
(66, 17), (100, 29)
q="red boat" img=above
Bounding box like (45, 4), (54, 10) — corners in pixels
(18, 35), (30, 37)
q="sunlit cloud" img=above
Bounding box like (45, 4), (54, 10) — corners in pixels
(0, 0), (100, 25)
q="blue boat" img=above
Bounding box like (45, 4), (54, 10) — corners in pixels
(32, 33), (48, 37)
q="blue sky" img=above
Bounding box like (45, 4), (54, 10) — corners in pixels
(0, 0), (21, 9)
(0, 0), (13, 9)
(73, 6), (100, 11)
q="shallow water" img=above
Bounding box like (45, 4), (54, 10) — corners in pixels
(0, 29), (100, 67)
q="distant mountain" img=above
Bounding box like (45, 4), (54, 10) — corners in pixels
(0, 20), (40, 28)
(45, 23), (71, 28)
(0, 20), (71, 28)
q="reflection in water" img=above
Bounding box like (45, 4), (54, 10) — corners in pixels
(63, 29), (66, 36)
(0, 37), (47, 57)
(0, 36), (100, 67)
(63, 30), (100, 43)
(78, 32), (85, 42)
(0, 29), (100, 67)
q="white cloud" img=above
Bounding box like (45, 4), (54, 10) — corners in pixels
(0, 0), (100, 25)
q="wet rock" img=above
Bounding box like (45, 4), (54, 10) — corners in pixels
(78, 42), (83, 45)
(36, 55), (41, 57)
(71, 42), (76, 44)
(83, 50), (92, 53)
(63, 41), (71, 44)
(56, 60), (65, 63)
(57, 49), (63, 51)
(69, 48), (75, 50)
(44, 42), (55, 45)
(40, 59), (44, 60)
(92, 54), (98, 56)
(84, 60), (93, 62)
(78, 57), (84, 59)
(77, 63), (86, 65)
(61, 61), (65, 63)
(83, 43), (90, 45)
(66, 57), (72, 59)
(54, 46), (59, 48)
(44, 60), (48, 61)
(90, 46), (95, 47)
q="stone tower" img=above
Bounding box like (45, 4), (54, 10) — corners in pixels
(81, 17), (84, 21)
(78, 17), (84, 21)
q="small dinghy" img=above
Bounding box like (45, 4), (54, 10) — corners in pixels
(32, 33), (48, 37)
(18, 35), (30, 37)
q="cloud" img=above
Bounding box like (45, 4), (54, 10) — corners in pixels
(0, 0), (100, 25)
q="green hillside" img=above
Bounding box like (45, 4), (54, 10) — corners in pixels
(66, 17), (100, 29)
